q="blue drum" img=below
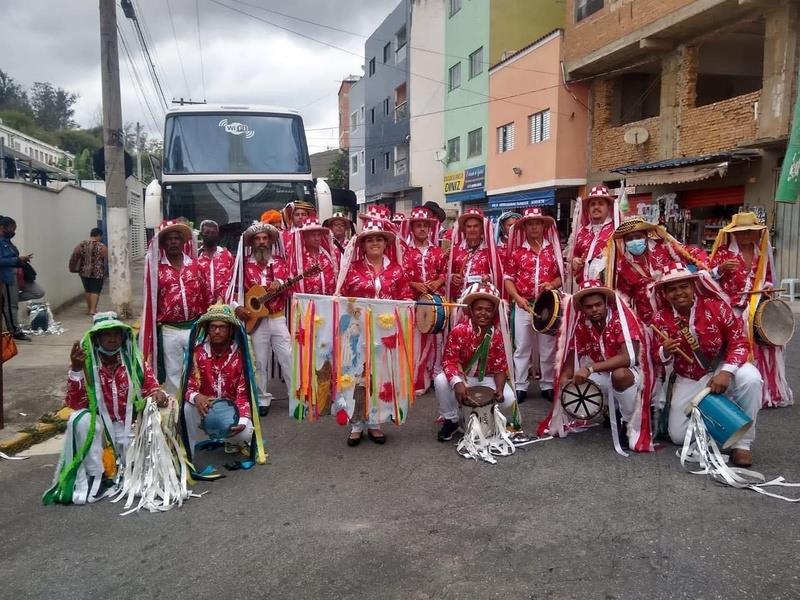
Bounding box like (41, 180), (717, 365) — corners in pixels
(201, 398), (240, 440)
(688, 388), (753, 450)
(416, 293), (447, 334)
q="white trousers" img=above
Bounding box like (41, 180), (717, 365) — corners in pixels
(588, 368), (641, 423)
(250, 316), (292, 407)
(513, 306), (556, 391)
(434, 373), (515, 422)
(668, 363), (761, 450)
(182, 402), (254, 454)
(161, 325), (191, 397)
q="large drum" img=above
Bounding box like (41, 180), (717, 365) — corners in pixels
(753, 298), (795, 347)
(560, 379), (604, 420)
(459, 385), (498, 437)
(416, 293), (447, 334)
(201, 398), (240, 440)
(532, 289), (563, 336)
(687, 387), (752, 449)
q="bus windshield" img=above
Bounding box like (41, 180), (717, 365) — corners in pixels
(163, 113), (310, 175)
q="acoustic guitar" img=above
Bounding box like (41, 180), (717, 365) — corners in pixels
(243, 264), (322, 333)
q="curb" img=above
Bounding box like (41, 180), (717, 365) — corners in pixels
(0, 407), (72, 456)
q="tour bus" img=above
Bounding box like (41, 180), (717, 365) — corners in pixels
(147, 103), (332, 244)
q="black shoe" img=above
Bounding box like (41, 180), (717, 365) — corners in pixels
(367, 429), (386, 444)
(258, 405), (269, 417)
(437, 419), (460, 442)
(516, 390), (528, 404)
(13, 331), (31, 341)
(347, 431), (363, 447)
(541, 389), (554, 402)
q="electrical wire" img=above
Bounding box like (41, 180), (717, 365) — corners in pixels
(195, 0), (207, 100)
(165, 0), (193, 99)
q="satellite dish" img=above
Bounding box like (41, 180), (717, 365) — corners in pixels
(624, 127), (649, 145)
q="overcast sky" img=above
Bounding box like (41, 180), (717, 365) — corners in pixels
(0, 0), (399, 152)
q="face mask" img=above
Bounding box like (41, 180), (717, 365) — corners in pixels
(626, 238), (647, 256)
(202, 235), (219, 246)
(97, 346), (121, 357)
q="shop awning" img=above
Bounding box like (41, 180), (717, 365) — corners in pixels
(487, 188), (555, 210)
(445, 189), (486, 203)
(624, 162), (729, 186)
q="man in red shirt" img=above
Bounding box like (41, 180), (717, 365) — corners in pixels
(230, 222), (292, 416)
(287, 216), (338, 295)
(323, 211), (355, 257)
(281, 200), (316, 258)
(569, 185), (620, 284)
(434, 283), (514, 442)
(651, 264), (761, 467)
(195, 220), (234, 303)
(503, 207), (564, 403)
(445, 208), (502, 302)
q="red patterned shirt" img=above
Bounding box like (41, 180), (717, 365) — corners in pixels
(297, 248), (337, 296)
(184, 341), (251, 419)
(339, 257), (412, 300)
(442, 320), (508, 384)
(157, 254), (211, 323)
(652, 296), (750, 380)
(710, 245), (772, 309)
(65, 359), (160, 420)
(243, 255), (290, 315)
(573, 221), (615, 283)
(574, 305), (640, 365)
(614, 241), (679, 324)
(406, 242), (446, 298)
(504, 240), (560, 298)
(196, 246), (235, 303)
(449, 243), (494, 300)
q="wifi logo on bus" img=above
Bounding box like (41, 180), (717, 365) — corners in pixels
(218, 119), (256, 139)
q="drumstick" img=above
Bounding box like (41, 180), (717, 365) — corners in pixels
(649, 325), (693, 363)
(740, 288), (785, 295)
(416, 301), (468, 308)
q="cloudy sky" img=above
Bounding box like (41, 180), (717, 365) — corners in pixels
(1, 0), (399, 152)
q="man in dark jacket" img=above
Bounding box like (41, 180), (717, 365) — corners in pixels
(0, 216), (33, 340)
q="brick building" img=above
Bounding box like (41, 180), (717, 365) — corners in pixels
(562, 0), (800, 278)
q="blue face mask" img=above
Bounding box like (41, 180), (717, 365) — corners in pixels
(626, 238), (647, 256)
(97, 346), (121, 357)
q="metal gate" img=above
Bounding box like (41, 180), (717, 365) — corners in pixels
(127, 183), (146, 260)
(774, 201), (800, 283)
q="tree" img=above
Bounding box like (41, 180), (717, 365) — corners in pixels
(30, 81), (78, 131)
(0, 69), (31, 114)
(326, 149), (349, 189)
(74, 148), (94, 180)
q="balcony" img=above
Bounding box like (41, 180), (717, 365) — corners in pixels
(394, 101), (408, 123)
(394, 157), (408, 177)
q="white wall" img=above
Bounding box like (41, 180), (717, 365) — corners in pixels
(2, 180), (98, 310)
(348, 76), (366, 201)
(409, 0), (445, 205)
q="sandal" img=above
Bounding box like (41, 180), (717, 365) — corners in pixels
(367, 429), (386, 445)
(347, 431), (363, 447)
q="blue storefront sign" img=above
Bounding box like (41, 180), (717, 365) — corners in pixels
(444, 165), (486, 203)
(487, 187), (556, 211)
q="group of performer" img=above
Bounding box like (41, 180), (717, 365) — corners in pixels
(46, 188), (793, 505)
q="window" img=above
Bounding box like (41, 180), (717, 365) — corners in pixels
(529, 110), (551, 143)
(448, 62), (461, 91)
(359, 150), (365, 166)
(469, 47), (484, 79)
(369, 57), (376, 76)
(394, 144), (408, 176)
(611, 69), (661, 126)
(370, 158), (376, 174)
(383, 98), (390, 116)
(370, 108), (375, 124)
(695, 24), (764, 107)
(449, 0), (462, 17)
(575, 0), (603, 22)
(446, 137), (460, 163)
(383, 42), (391, 64)
(497, 122), (515, 153)
(395, 26), (407, 63)
(359, 105), (365, 123)
(350, 111), (358, 132)
(350, 153), (359, 174)
(394, 83), (408, 123)
(384, 152), (391, 170)
(467, 128), (482, 158)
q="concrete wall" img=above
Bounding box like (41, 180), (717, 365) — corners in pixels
(490, 0), (566, 66)
(409, 0), (445, 204)
(348, 76), (367, 203)
(364, 0), (412, 200)
(1, 180), (98, 310)
(487, 32), (589, 194)
(338, 79), (356, 150)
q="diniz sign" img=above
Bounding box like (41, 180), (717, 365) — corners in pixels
(218, 119), (256, 139)
(443, 165), (485, 194)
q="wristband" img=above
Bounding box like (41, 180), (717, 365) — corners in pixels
(587, 365), (595, 375)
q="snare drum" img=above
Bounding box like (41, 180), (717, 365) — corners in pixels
(560, 379), (604, 420)
(460, 385), (498, 437)
(753, 298), (795, 347)
(532, 289), (563, 336)
(415, 293), (447, 334)
(687, 387), (753, 449)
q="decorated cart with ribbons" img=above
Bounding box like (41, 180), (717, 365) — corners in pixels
(289, 293), (417, 426)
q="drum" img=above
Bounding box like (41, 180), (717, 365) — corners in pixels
(753, 298), (795, 347)
(416, 293), (447, 334)
(201, 398), (240, 440)
(687, 387), (752, 450)
(459, 385), (498, 437)
(531, 289), (563, 336)
(560, 379), (605, 420)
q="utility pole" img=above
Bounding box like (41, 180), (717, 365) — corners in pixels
(135, 121), (142, 180)
(99, 0), (132, 318)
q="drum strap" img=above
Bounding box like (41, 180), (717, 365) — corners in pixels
(676, 319), (716, 372)
(463, 328), (493, 380)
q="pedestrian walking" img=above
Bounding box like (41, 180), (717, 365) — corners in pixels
(69, 227), (108, 316)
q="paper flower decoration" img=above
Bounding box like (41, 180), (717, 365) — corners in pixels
(314, 314), (325, 327)
(377, 313), (395, 329)
(379, 382), (394, 403)
(338, 374), (355, 389)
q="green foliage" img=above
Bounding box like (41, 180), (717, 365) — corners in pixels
(326, 149), (349, 189)
(30, 81), (78, 130)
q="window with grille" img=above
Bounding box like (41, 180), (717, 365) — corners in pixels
(350, 154), (359, 174)
(497, 122), (515, 153)
(350, 111), (358, 132)
(448, 62), (461, 91)
(529, 110), (551, 143)
(446, 137), (460, 163)
(575, 0), (603, 22)
(469, 47), (484, 79)
(467, 128), (482, 158)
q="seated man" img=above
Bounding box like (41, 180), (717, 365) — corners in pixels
(180, 303), (265, 469)
(541, 281), (652, 453)
(433, 283), (515, 442)
(651, 263), (761, 467)
(43, 312), (167, 506)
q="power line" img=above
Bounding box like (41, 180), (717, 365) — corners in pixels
(118, 24), (163, 132)
(195, 0), (207, 100)
(123, 1), (170, 110)
(165, 0), (193, 98)
(132, 0), (174, 103)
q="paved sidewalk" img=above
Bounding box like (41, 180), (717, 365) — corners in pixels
(0, 261), (144, 443)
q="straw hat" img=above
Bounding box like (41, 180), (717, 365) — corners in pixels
(572, 280), (616, 304)
(196, 302), (242, 328)
(243, 221), (280, 245)
(322, 211), (352, 228)
(460, 282), (501, 308)
(613, 216), (658, 239)
(457, 207), (485, 229)
(724, 212), (766, 233)
(157, 219), (193, 243)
